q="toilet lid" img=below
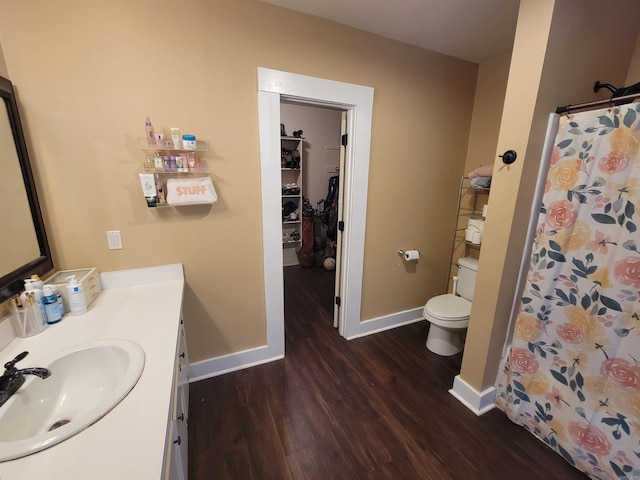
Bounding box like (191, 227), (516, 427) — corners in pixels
(425, 294), (471, 320)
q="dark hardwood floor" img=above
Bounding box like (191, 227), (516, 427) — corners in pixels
(189, 266), (586, 479)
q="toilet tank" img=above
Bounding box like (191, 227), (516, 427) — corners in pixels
(456, 257), (479, 301)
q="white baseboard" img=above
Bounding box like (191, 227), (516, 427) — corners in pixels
(189, 344), (283, 383)
(449, 374), (496, 416)
(189, 307), (424, 381)
(346, 306), (425, 339)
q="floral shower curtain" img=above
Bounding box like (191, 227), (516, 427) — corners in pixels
(496, 102), (640, 479)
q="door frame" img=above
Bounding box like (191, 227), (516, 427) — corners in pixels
(257, 68), (374, 354)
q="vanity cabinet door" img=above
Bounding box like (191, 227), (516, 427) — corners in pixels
(176, 320), (189, 476)
(164, 318), (189, 480)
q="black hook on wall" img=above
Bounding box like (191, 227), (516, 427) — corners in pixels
(500, 150), (517, 165)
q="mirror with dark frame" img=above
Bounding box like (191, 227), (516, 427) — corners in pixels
(0, 75), (53, 303)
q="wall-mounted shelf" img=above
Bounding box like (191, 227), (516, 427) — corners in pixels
(139, 139), (208, 153)
(139, 138), (214, 208)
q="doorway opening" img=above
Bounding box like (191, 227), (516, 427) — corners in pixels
(280, 100), (345, 333)
(257, 68), (374, 359)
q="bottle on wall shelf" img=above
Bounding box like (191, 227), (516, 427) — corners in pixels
(66, 275), (87, 316)
(145, 117), (156, 146)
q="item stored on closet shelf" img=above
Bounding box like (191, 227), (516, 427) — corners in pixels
(166, 177), (217, 206)
(154, 132), (164, 144)
(42, 285), (62, 324)
(145, 117), (155, 145)
(11, 297), (46, 338)
(139, 173), (157, 207)
(45, 268), (101, 313)
(65, 275), (87, 316)
(182, 134), (196, 150)
(170, 127), (181, 149)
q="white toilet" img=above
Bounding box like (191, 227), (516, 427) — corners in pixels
(422, 257), (478, 356)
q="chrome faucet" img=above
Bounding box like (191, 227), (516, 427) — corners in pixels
(0, 351), (51, 408)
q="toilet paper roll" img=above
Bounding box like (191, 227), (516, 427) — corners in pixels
(482, 204), (488, 218)
(465, 228), (474, 242)
(403, 250), (420, 261)
(468, 218), (484, 231)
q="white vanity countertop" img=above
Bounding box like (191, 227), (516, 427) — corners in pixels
(0, 264), (184, 480)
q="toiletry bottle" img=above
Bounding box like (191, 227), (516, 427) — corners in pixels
(47, 284), (65, 316)
(30, 274), (44, 290)
(170, 127), (181, 149)
(20, 279), (46, 322)
(143, 156), (155, 172)
(154, 153), (164, 170)
(42, 285), (63, 324)
(66, 275), (87, 316)
(145, 117), (156, 146)
(155, 174), (165, 203)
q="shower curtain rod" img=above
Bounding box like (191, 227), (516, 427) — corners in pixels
(556, 91), (640, 115)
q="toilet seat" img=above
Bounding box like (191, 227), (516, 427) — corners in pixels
(423, 294), (471, 326)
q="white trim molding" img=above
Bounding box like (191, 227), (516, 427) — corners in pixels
(257, 67), (374, 347)
(188, 308), (425, 381)
(346, 307), (425, 340)
(189, 346), (284, 383)
(449, 374), (496, 416)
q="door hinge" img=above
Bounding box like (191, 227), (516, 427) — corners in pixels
(341, 134), (348, 146)
(338, 221), (345, 232)
(335, 296), (341, 307)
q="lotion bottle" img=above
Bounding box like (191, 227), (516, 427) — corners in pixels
(66, 275), (87, 316)
(42, 285), (63, 324)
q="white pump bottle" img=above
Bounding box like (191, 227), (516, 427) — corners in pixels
(66, 275), (87, 316)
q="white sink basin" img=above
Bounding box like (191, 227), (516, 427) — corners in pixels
(0, 339), (145, 462)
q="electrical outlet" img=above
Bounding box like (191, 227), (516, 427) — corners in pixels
(107, 230), (123, 250)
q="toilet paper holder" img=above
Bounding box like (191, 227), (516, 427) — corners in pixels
(398, 249), (420, 261)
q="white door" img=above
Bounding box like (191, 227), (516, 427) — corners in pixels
(334, 111), (347, 330)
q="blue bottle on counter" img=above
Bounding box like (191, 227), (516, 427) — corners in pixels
(42, 285), (63, 324)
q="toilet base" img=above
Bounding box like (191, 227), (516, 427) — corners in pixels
(426, 323), (465, 356)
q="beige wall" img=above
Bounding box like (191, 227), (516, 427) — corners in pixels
(627, 30), (640, 84)
(0, 42), (7, 78)
(0, 1), (478, 362)
(460, 0), (640, 392)
(448, 51), (511, 286)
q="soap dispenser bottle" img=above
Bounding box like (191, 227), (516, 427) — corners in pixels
(66, 275), (87, 316)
